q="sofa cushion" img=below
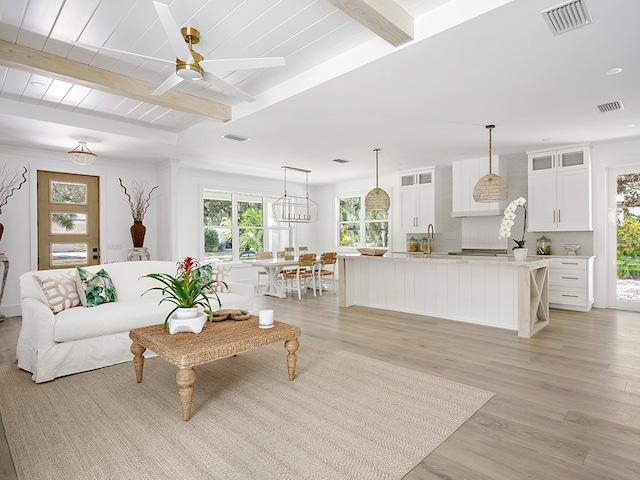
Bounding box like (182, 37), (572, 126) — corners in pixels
(76, 267), (118, 307)
(34, 273), (80, 313)
(53, 299), (174, 342)
(52, 292), (250, 343)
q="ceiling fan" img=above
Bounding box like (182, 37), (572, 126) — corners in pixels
(75, 1), (285, 103)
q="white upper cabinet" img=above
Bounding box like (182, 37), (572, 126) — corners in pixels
(451, 156), (504, 217)
(399, 168), (435, 232)
(527, 145), (592, 232)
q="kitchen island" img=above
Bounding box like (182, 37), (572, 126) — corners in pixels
(338, 253), (551, 338)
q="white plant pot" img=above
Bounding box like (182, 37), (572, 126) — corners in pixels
(513, 248), (528, 262)
(169, 311), (207, 334)
(174, 307), (199, 319)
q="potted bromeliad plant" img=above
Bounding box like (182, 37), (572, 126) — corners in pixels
(142, 257), (225, 334)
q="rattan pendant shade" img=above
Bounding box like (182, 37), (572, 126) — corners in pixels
(365, 149), (390, 211)
(473, 125), (508, 203)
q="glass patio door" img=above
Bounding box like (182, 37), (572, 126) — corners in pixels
(610, 167), (640, 309)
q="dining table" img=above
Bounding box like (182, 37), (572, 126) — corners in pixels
(246, 258), (299, 298)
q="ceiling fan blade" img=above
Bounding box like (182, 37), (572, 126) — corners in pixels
(202, 72), (255, 103)
(151, 73), (184, 96)
(152, 1), (194, 63)
(200, 57), (286, 71)
(73, 42), (174, 65)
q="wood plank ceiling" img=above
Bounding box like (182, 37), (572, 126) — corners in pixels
(0, 0), (420, 131)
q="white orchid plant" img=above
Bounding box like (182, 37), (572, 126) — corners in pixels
(499, 197), (527, 250)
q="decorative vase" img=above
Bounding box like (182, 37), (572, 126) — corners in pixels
(513, 248), (528, 261)
(169, 311), (207, 334)
(130, 221), (146, 248)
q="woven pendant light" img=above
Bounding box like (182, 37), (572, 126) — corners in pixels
(365, 148), (390, 211)
(473, 125), (508, 202)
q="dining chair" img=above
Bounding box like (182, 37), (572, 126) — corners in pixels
(316, 252), (337, 295)
(255, 251), (273, 292)
(298, 246), (308, 257)
(283, 253), (317, 300)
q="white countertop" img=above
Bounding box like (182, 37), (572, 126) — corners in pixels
(340, 252), (552, 266)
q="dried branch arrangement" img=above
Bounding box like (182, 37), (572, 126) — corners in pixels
(0, 165), (28, 215)
(119, 178), (159, 222)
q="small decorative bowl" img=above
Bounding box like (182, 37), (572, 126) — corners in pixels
(564, 244), (580, 256)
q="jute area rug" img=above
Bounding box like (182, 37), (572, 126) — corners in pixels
(0, 339), (494, 480)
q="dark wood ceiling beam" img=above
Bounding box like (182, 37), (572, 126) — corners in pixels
(327, 0), (414, 47)
(0, 39), (231, 123)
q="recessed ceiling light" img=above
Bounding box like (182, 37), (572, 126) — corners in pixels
(31, 82), (45, 88)
(606, 67), (623, 76)
(627, 124), (637, 128)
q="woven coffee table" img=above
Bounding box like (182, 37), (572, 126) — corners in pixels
(129, 316), (301, 421)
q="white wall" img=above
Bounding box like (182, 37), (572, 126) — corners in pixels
(0, 145), (159, 316)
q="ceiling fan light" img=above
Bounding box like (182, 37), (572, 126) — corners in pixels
(176, 62), (203, 80)
(68, 142), (96, 166)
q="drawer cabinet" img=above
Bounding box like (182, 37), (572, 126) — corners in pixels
(548, 257), (594, 311)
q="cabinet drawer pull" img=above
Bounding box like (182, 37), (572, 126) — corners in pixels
(561, 262), (579, 265)
(561, 276), (579, 280)
(561, 294), (580, 298)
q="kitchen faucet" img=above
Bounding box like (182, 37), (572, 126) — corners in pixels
(426, 224), (434, 257)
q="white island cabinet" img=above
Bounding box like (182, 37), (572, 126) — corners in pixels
(339, 254), (551, 338)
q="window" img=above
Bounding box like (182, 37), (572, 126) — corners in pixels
(338, 195), (388, 248)
(203, 190), (287, 262)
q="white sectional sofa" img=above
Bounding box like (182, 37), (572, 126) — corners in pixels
(18, 261), (254, 383)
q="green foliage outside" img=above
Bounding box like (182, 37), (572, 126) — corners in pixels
(204, 229), (219, 252)
(617, 174), (640, 278)
(617, 214), (640, 278)
(51, 182), (86, 230)
(339, 196), (388, 247)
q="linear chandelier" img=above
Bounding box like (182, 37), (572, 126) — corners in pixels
(273, 166), (318, 223)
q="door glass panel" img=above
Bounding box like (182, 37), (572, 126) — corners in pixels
(616, 173), (640, 303)
(417, 172), (432, 184)
(561, 151), (584, 167)
(51, 212), (87, 234)
(401, 175), (415, 187)
(51, 243), (88, 266)
(50, 181), (87, 204)
(532, 155), (553, 170)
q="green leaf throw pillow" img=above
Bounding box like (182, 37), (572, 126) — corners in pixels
(75, 267), (118, 307)
(193, 264), (214, 294)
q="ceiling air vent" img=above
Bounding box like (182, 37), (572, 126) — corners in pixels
(597, 101), (624, 113)
(332, 158), (350, 164)
(542, 0), (593, 36)
(222, 133), (250, 142)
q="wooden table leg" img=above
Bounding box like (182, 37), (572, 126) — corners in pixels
(176, 366), (197, 421)
(130, 342), (146, 383)
(284, 338), (299, 381)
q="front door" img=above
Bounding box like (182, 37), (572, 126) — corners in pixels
(37, 171), (100, 270)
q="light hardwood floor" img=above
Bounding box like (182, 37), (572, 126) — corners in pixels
(1, 293), (640, 479)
